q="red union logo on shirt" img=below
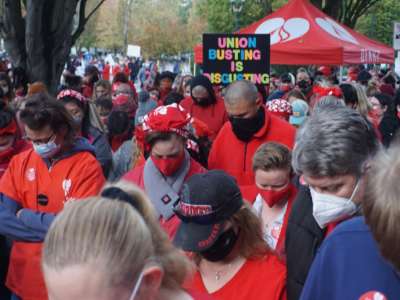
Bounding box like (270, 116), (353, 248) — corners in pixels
(359, 291), (387, 300)
(26, 168), (36, 181)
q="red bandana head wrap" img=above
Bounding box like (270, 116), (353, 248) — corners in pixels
(57, 89), (87, 103)
(266, 99), (292, 121)
(142, 104), (191, 139)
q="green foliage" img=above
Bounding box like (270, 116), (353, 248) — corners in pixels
(195, 0), (274, 33)
(356, 0), (400, 46)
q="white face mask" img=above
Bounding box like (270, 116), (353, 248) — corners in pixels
(310, 181), (360, 229)
(1, 86), (9, 95)
(128, 270), (145, 300)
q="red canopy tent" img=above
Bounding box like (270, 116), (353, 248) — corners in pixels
(194, 0), (394, 65)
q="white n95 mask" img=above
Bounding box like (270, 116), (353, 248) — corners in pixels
(310, 182), (359, 229)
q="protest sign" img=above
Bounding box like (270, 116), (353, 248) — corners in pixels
(202, 34), (270, 85)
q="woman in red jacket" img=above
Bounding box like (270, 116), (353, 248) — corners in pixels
(174, 170), (287, 300)
(180, 75), (228, 141)
(250, 142), (297, 256)
(124, 104), (205, 238)
(0, 94), (105, 300)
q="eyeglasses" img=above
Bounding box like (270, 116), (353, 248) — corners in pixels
(25, 133), (56, 145)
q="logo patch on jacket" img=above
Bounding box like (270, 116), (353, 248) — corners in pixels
(26, 168), (36, 181)
(359, 291), (387, 300)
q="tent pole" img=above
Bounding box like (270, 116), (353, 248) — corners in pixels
(339, 66), (344, 83)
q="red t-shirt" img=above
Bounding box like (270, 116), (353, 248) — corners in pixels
(0, 149), (105, 300)
(187, 255), (287, 300)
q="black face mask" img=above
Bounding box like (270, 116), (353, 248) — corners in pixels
(200, 228), (239, 262)
(297, 80), (310, 92)
(229, 107), (265, 142)
(194, 97), (213, 108)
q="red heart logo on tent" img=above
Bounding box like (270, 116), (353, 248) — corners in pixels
(255, 17), (310, 45)
(315, 17), (359, 45)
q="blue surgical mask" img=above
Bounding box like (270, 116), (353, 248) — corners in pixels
(72, 115), (83, 126)
(32, 136), (61, 158)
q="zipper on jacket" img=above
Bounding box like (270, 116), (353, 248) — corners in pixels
(243, 143), (248, 172)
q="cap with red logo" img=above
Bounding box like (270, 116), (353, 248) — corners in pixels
(173, 170), (243, 252)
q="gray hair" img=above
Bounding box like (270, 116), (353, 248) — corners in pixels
(313, 95), (345, 114)
(224, 80), (258, 105)
(292, 106), (380, 177)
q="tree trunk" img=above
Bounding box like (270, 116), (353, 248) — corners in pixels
(0, 0), (104, 95)
(322, 0), (342, 21)
(0, 0), (26, 69)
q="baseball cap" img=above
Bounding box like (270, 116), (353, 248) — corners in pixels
(289, 99), (309, 126)
(173, 170), (243, 252)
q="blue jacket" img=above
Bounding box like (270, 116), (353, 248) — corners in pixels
(300, 216), (400, 300)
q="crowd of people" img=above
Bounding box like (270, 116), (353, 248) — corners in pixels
(0, 60), (399, 300)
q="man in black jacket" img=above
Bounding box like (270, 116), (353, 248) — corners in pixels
(285, 104), (380, 300)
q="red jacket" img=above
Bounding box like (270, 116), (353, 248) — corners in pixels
(0, 148), (105, 300)
(208, 108), (296, 187)
(241, 184), (297, 257)
(0, 140), (31, 178)
(180, 97), (228, 141)
(123, 157), (205, 239)
(187, 254), (287, 300)
(102, 64), (110, 81)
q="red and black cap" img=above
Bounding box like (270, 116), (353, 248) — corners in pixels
(173, 170), (243, 252)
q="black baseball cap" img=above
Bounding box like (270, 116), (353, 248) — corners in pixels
(173, 170), (243, 252)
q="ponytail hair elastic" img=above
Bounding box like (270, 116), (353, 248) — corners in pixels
(101, 187), (140, 211)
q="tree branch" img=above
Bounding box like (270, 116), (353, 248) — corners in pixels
(71, 0), (106, 44)
(347, 0), (379, 27)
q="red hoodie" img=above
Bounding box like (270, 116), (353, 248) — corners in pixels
(208, 107), (296, 188)
(180, 97), (228, 141)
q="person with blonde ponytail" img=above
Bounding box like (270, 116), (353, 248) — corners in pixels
(42, 191), (196, 300)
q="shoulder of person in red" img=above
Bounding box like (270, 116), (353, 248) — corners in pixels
(186, 254), (286, 300)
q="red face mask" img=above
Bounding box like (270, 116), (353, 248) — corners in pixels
(258, 184), (291, 207)
(151, 151), (185, 177)
(280, 84), (292, 93)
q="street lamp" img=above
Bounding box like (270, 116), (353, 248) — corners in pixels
(230, 0), (245, 31)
